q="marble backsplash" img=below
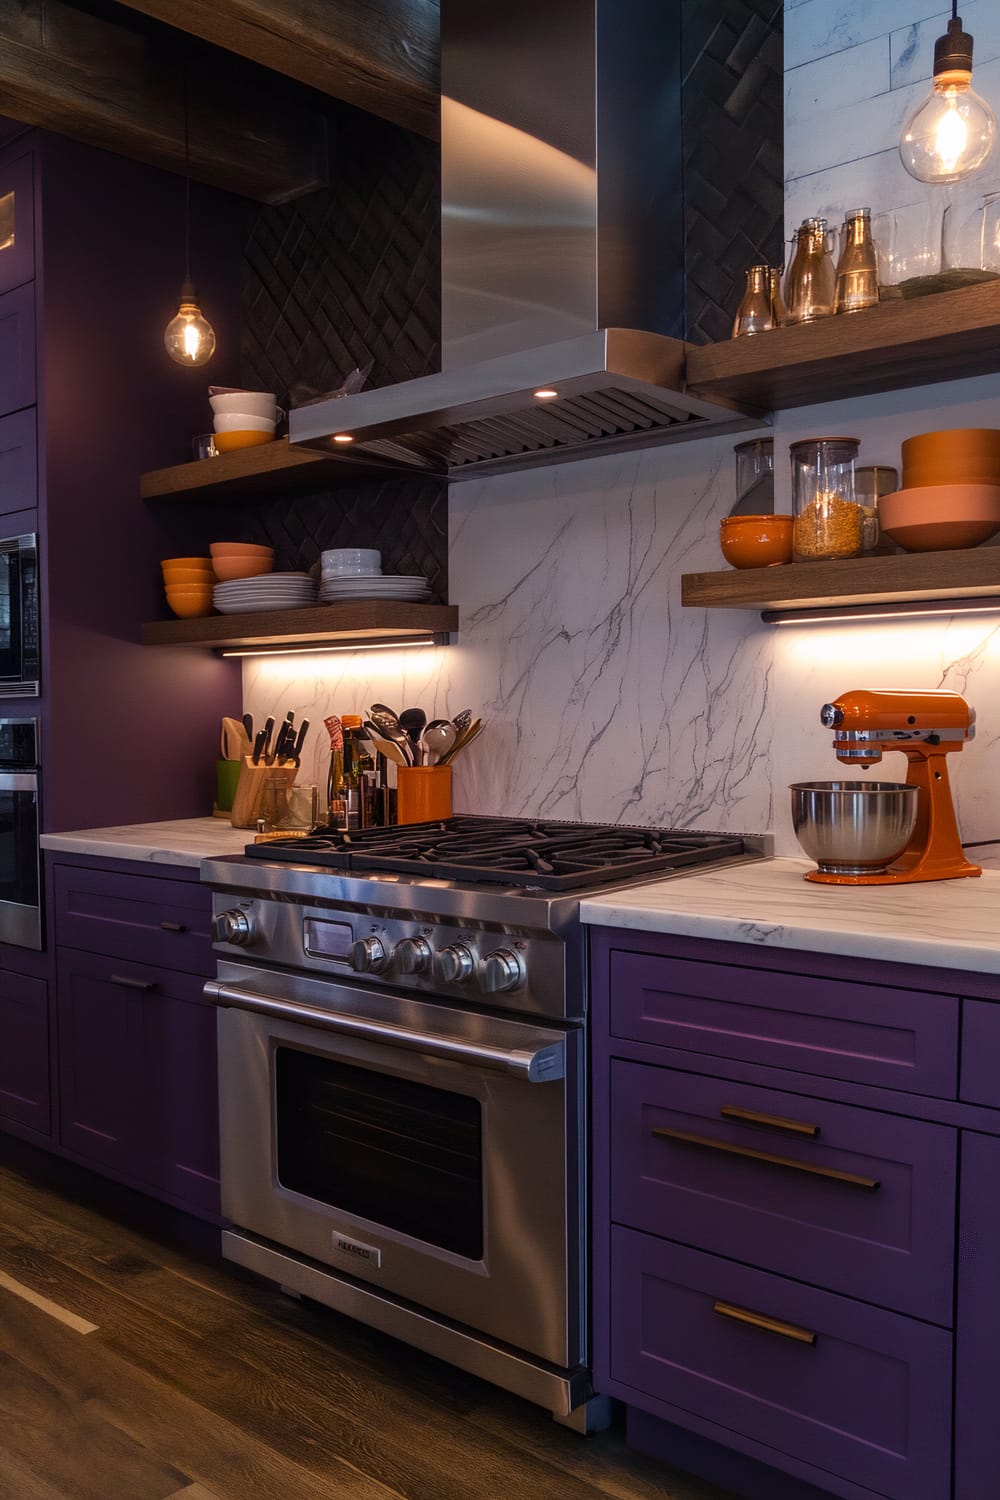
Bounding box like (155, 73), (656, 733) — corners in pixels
(244, 371), (1000, 869)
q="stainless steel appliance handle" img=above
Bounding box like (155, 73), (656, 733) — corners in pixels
(204, 980), (565, 1083)
(0, 772), (37, 791)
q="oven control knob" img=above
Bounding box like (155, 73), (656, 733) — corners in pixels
(213, 909), (255, 946)
(437, 943), (475, 984)
(396, 937), (432, 975)
(350, 936), (388, 973)
(480, 948), (524, 994)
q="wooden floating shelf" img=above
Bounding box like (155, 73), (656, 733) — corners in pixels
(685, 279), (1000, 411)
(140, 437), (413, 502)
(681, 548), (1000, 612)
(142, 601), (459, 650)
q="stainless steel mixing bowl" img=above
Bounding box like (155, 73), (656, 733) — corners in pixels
(789, 781), (919, 875)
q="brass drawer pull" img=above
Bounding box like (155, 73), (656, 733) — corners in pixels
(721, 1105), (819, 1138)
(713, 1299), (817, 1346)
(159, 920), (187, 933)
(651, 1126), (879, 1190)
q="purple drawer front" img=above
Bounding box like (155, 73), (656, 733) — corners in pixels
(0, 283), (35, 416)
(0, 970), (49, 1134)
(611, 1229), (952, 1500)
(960, 1000), (1000, 1109)
(610, 950), (958, 1097)
(611, 1061), (956, 1323)
(53, 864), (212, 975)
(0, 407), (36, 519)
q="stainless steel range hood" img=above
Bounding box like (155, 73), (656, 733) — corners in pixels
(290, 0), (759, 481)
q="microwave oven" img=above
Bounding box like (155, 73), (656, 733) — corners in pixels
(0, 534), (40, 697)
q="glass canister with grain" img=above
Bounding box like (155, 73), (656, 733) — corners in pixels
(790, 437), (862, 562)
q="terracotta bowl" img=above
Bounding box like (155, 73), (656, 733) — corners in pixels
(161, 565), (215, 585)
(877, 483), (1000, 551)
(164, 588), (214, 619)
(211, 556), (275, 581)
(161, 556), (213, 571)
(209, 541), (274, 558)
(719, 513), (794, 568)
(213, 429), (275, 453)
(901, 428), (1000, 488)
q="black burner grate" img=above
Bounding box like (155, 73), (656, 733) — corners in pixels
(246, 817), (746, 891)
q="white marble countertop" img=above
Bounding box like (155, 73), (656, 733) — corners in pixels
(580, 857), (1000, 976)
(40, 818), (250, 870)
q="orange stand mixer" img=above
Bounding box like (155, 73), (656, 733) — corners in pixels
(809, 688), (981, 885)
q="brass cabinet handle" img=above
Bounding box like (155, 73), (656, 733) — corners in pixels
(159, 920), (187, 933)
(651, 1126), (879, 1190)
(713, 1299), (817, 1346)
(720, 1105), (819, 1138)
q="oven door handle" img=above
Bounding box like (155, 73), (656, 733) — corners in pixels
(204, 981), (566, 1083)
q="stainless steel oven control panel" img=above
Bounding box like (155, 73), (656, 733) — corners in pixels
(210, 894), (572, 1018)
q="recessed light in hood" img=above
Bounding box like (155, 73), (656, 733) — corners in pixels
(290, 0), (766, 479)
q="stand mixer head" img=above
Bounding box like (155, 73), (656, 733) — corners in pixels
(799, 688), (981, 885)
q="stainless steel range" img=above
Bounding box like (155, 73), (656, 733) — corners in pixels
(201, 817), (763, 1423)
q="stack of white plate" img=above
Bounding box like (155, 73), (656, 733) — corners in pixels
(214, 572), (318, 614)
(319, 573), (431, 603)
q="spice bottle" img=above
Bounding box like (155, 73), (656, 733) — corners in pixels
(784, 218), (837, 324)
(790, 438), (862, 561)
(835, 207), (879, 313)
(732, 265), (774, 337)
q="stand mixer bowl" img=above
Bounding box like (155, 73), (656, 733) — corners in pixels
(790, 781), (919, 875)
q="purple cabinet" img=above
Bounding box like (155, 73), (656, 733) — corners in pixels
(611, 1060), (956, 1323)
(609, 948), (958, 1097)
(611, 1229), (952, 1500)
(0, 284), (35, 416)
(0, 969), (49, 1134)
(0, 152), (34, 294)
(955, 1131), (1000, 1499)
(959, 1001), (1000, 1109)
(55, 945), (220, 1216)
(53, 864), (213, 976)
(0, 407), (36, 521)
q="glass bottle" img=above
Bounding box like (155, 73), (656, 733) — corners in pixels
(732, 265), (774, 337)
(768, 266), (788, 327)
(835, 207), (880, 313)
(783, 219), (837, 324)
(790, 437), (862, 562)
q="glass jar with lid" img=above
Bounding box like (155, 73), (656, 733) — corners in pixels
(790, 438), (862, 561)
(733, 438), (774, 514)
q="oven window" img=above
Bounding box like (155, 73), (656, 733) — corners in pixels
(0, 786), (38, 907)
(275, 1048), (484, 1259)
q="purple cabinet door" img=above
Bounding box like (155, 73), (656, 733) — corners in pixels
(611, 1061), (957, 1324)
(959, 1001), (1000, 1109)
(53, 865), (213, 976)
(0, 153), (35, 295)
(56, 948), (220, 1217)
(0, 407), (36, 521)
(611, 1228), (952, 1500)
(0, 284), (35, 416)
(955, 1131), (1000, 1499)
(609, 949), (958, 1098)
(0, 969), (49, 1134)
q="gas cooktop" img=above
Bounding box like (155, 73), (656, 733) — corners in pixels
(244, 816), (748, 893)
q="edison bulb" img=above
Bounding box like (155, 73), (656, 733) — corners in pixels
(900, 77), (997, 183)
(164, 281), (216, 366)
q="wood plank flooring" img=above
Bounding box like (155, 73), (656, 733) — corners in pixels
(0, 1162), (733, 1500)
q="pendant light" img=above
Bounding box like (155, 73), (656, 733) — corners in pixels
(163, 81), (216, 366)
(899, 4), (996, 184)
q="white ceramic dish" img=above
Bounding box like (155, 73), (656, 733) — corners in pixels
(213, 413), (276, 434)
(210, 391), (279, 418)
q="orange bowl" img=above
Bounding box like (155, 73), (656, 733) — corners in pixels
(161, 556), (213, 571)
(211, 556), (275, 581)
(878, 482), (1000, 551)
(164, 591), (214, 618)
(719, 514), (794, 568)
(161, 565), (215, 585)
(213, 430), (275, 453)
(901, 428), (1000, 488)
(209, 541), (274, 558)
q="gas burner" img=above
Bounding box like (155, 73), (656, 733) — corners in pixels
(247, 815), (747, 891)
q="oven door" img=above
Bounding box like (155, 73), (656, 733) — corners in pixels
(0, 768), (40, 948)
(207, 961), (582, 1368)
(0, 535), (39, 696)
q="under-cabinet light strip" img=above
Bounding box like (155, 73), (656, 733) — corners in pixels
(221, 635), (443, 658)
(762, 596), (1000, 625)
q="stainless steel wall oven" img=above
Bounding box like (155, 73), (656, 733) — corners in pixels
(0, 717), (41, 949)
(0, 534), (40, 698)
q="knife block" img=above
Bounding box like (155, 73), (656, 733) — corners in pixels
(230, 758), (298, 829)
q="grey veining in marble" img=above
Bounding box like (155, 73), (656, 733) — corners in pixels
(40, 818), (250, 868)
(581, 857), (1000, 975)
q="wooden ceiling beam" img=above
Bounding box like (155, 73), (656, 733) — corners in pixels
(0, 0), (328, 203)
(115, 0), (441, 140)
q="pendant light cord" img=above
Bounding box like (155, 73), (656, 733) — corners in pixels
(183, 72), (191, 284)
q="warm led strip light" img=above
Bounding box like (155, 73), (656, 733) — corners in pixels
(762, 596), (1000, 625)
(221, 635), (441, 658)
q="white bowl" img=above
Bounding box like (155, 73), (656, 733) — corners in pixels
(213, 413), (276, 434)
(321, 547), (382, 575)
(210, 391), (278, 419)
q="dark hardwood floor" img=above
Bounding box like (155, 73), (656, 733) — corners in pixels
(0, 1162), (732, 1500)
